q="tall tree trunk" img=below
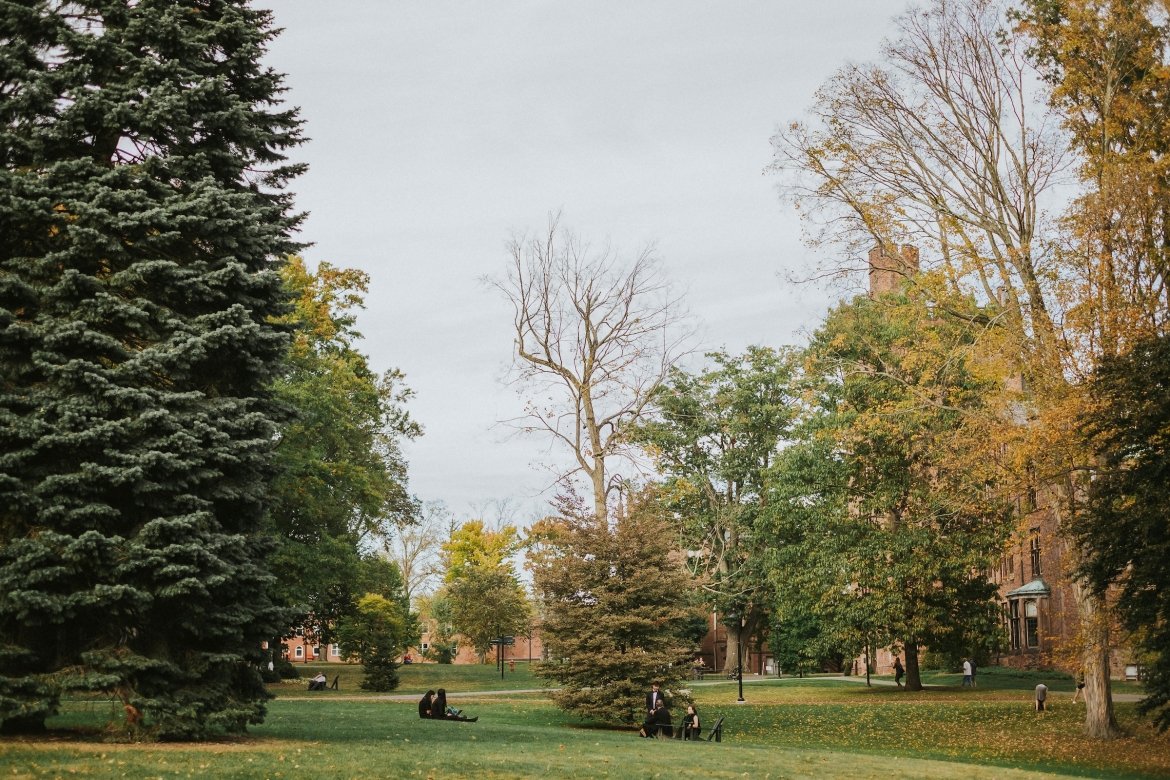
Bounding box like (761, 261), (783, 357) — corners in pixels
(1055, 483), (1120, 738)
(904, 642), (923, 692)
(726, 625), (741, 677)
(1074, 581), (1119, 738)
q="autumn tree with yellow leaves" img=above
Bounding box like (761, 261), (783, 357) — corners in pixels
(773, 0), (1170, 737)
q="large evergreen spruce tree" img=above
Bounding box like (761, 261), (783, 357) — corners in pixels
(0, 0), (303, 738)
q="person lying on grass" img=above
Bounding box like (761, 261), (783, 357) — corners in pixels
(428, 688), (478, 722)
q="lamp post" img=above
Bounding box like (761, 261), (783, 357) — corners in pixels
(736, 616), (745, 703)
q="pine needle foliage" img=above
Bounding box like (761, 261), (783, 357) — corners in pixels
(529, 493), (697, 725)
(0, 0), (304, 739)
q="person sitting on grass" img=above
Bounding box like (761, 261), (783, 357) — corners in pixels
(308, 672), (327, 691)
(430, 688), (478, 722)
(418, 690), (435, 718)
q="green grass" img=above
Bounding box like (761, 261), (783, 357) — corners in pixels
(1, 668), (1167, 779)
(914, 665), (1147, 695)
(272, 660), (544, 696)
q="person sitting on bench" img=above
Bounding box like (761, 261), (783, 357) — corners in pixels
(429, 688), (478, 722)
(639, 701), (672, 738)
(682, 704), (701, 740)
(307, 672), (327, 691)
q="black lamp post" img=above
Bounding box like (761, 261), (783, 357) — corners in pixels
(727, 608), (745, 703)
(736, 616), (745, 703)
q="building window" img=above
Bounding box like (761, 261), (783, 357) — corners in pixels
(1009, 601), (1021, 651)
(1024, 600), (1040, 648)
(421, 642), (429, 652)
(1029, 529), (1042, 578)
(331, 644), (340, 657)
(313, 646), (321, 659)
(295, 646), (303, 659)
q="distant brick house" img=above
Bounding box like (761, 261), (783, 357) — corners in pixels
(282, 635), (344, 663)
(407, 628), (545, 665)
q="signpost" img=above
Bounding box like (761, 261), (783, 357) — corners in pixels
(490, 636), (515, 679)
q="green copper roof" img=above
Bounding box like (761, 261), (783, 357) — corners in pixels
(1006, 578), (1052, 598)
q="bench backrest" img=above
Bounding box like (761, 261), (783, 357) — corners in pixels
(706, 716), (725, 742)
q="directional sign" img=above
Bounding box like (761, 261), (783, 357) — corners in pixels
(489, 636), (516, 645)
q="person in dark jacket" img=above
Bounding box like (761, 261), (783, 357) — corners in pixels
(639, 701), (672, 737)
(682, 704), (701, 740)
(418, 690), (435, 718)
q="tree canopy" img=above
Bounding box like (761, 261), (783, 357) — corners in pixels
(528, 493), (698, 724)
(0, 0), (302, 739)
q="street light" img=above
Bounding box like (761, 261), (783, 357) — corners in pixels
(736, 616), (745, 703)
(726, 608), (745, 703)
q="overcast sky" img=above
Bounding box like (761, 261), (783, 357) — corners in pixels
(261, 1), (909, 523)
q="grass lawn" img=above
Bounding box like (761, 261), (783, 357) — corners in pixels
(271, 660), (544, 697)
(1, 667), (1167, 779)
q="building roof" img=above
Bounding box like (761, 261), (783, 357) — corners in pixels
(1006, 578), (1052, 598)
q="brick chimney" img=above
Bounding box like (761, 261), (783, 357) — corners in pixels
(868, 244), (920, 297)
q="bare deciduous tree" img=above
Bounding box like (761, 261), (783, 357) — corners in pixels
(772, 0), (1067, 371)
(384, 500), (450, 604)
(489, 213), (692, 523)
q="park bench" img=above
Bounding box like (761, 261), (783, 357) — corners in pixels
(705, 716), (724, 742)
(648, 715), (724, 742)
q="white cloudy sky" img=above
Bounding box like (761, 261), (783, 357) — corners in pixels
(261, 1), (909, 522)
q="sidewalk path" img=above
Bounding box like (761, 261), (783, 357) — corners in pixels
(276, 675), (1144, 703)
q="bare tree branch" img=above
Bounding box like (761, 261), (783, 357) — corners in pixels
(485, 213), (694, 522)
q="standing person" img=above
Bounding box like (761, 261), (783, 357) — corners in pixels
(682, 704), (701, 740)
(1072, 673), (1085, 703)
(646, 683), (665, 715)
(418, 690), (435, 718)
(1035, 683), (1048, 712)
(893, 657), (905, 688)
(962, 658), (973, 687)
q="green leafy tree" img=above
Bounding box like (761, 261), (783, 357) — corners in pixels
(415, 592), (458, 664)
(439, 520), (528, 660)
(769, 283), (1014, 691)
(447, 567), (531, 661)
(528, 492), (696, 724)
(267, 257), (419, 664)
(336, 593), (407, 692)
(0, 0), (302, 738)
(1077, 334), (1170, 731)
(634, 346), (800, 671)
